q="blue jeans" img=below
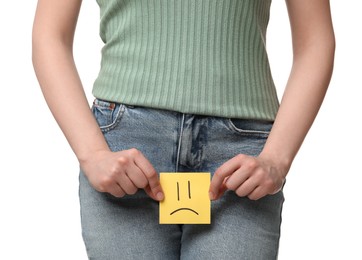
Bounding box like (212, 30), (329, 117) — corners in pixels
(79, 99), (284, 260)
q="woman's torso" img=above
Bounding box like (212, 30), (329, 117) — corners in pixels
(93, 0), (279, 120)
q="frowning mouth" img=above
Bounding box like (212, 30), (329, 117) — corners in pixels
(170, 208), (199, 215)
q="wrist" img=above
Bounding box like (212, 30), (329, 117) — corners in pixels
(258, 150), (293, 178)
(77, 147), (111, 167)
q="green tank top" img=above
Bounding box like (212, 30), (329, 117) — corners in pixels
(93, 0), (279, 120)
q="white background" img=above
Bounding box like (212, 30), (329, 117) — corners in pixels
(1, 1), (361, 259)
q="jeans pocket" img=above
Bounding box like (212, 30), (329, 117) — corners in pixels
(92, 99), (125, 132)
(226, 118), (273, 137)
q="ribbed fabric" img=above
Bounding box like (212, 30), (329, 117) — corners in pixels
(93, 0), (279, 120)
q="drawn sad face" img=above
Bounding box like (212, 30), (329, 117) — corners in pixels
(159, 172), (210, 224)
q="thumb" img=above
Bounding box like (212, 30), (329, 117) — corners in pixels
(210, 180), (228, 200)
(144, 185), (164, 201)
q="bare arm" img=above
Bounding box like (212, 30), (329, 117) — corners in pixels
(32, 0), (163, 200)
(209, 0), (335, 200)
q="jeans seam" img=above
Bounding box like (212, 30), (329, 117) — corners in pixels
(227, 119), (271, 136)
(175, 114), (185, 172)
(98, 104), (125, 133)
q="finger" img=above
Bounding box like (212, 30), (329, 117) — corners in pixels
(144, 185), (158, 201)
(224, 168), (249, 191)
(209, 156), (244, 200)
(247, 186), (266, 201)
(133, 152), (164, 201)
(108, 184), (126, 198)
(213, 181), (228, 200)
(117, 172), (138, 195)
(146, 177), (164, 201)
(126, 164), (148, 189)
(235, 177), (258, 198)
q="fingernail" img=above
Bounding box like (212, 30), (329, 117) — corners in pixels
(157, 192), (164, 201)
(209, 191), (214, 200)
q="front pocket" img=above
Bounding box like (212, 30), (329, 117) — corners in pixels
(226, 118), (272, 137)
(92, 99), (125, 132)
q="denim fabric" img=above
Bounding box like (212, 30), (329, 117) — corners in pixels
(79, 99), (284, 260)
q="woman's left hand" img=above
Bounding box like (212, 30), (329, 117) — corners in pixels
(209, 154), (287, 201)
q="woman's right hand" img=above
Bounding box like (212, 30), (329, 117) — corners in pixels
(81, 149), (164, 201)
(32, 1), (163, 202)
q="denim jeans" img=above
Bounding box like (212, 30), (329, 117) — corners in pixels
(79, 99), (284, 260)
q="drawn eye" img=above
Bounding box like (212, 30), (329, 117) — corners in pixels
(177, 182), (180, 201)
(176, 181), (192, 201)
(188, 180), (191, 199)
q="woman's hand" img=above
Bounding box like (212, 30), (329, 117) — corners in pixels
(32, 0), (164, 201)
(209, 0), (335, 201)
(81, 149), (164, 201)
(209, 154), (287, 201)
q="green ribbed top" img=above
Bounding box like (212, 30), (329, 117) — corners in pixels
(93, 0), (279, 120)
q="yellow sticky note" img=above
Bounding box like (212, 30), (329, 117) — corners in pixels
(159, 172), (211, 224)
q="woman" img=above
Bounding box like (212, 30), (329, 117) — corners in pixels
(32, 0), (335, 259)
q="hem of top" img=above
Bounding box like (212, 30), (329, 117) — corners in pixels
(91, 95), (278, 122)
